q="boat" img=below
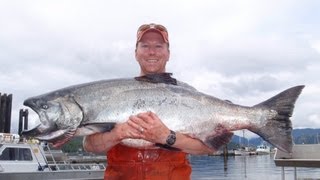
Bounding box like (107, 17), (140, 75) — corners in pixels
(234, 130), (257, 156)
(234, 146), (257, 156)
(0, 133), (105, 180)
(256, 144), (271, 155)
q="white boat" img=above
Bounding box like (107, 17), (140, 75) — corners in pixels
(234, 130), (257, 156)
(0, 133), (105, 180)
(234, 147), (257, 156)
(256, 144), (271, 155)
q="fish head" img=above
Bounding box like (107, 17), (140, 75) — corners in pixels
(22, 91), (83, 147)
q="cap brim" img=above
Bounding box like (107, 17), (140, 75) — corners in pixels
(137, 29), (169, 43)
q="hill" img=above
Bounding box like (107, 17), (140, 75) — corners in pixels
(231, 128), (320, 148)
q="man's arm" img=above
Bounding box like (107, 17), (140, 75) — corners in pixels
(83, 122), (141, 153)
(84, 111), (232, 155)
(127, 112), (233, 155)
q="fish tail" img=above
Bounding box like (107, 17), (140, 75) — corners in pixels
(251, 85), (305, 153)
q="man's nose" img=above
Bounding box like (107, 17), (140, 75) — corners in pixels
(148, 47), (156, 55)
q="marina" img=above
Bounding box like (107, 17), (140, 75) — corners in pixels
(1, 133), (320, 179)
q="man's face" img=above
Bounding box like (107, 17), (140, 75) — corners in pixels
(135, 31), (170, 75)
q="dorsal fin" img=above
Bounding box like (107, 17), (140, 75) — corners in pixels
(134, 73), (177, 85)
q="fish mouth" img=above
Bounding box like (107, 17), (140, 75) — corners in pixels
(22, 124), (48, 137)
(21, 124), (76, 147)
(21, 124), (58, 137)
(23, 97), (39, 111)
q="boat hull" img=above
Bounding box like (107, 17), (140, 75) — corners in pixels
(0, 171), (104, 180)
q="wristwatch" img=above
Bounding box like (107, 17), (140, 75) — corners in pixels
(166, 130), (176, 146)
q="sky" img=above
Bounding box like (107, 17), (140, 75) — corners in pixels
(1, 0), (320, 138)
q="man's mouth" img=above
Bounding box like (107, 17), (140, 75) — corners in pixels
(146, 59), (158, 63)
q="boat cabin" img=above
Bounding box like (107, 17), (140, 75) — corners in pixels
(0, 134), (47, 172)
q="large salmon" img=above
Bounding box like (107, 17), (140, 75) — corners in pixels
(22, 73), (304, 153)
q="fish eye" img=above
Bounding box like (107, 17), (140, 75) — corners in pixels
(41, 104), (49, 109)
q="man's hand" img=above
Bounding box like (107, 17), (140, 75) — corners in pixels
(111, 122), (141, 141)
(127, 111), (170, 144)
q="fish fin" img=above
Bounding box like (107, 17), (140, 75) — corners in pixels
(251, 85), (305, 153)
(76, 123), (116, 136)
(36, 128), (76, 148)
(51, 134), (74, 148)
(135, 73), (177, 85)
(37, 123), (116, 147)
(204, 124), (234, 150)
(155, 143), (181, 151)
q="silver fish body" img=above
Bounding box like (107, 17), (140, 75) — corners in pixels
(22, 77), (304, 153)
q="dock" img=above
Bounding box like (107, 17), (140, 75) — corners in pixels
(274, 144), (320, 180)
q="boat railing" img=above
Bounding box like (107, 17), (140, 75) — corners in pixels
(45, 143), (57, 165)
(46, 163), (106, 171)
(40, 143), (106, 172)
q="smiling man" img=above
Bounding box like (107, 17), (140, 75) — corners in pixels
(83, 23), (233, 180)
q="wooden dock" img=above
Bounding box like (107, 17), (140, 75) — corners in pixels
(274, 144), (320, 180)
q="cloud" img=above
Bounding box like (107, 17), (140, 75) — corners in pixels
(309, 114), (320, 127)
(0, 0), (320, 133)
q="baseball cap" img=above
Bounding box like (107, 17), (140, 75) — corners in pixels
(136, 23), (169, 44)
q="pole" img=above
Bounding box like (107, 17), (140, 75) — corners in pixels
(4, 94), (12, 133)
(0, 94), (6, 132)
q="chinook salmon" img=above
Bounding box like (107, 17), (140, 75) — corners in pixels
(22, 73), (304, 153)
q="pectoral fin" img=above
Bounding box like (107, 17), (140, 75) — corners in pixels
(205, 131), (234, 150)
(75, 123), (116, 136)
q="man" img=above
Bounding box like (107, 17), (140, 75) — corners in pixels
(83, 23), (233, 180)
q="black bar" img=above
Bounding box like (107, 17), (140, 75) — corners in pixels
(19, 109), (24, 135)
(24, 109), (29, 130)
(4, 94), (12, 133)
(0, 93), (1, 116)
(0, 93), (13, 133)
(0, 94), (6, 132)
(0, 93), (2, 132)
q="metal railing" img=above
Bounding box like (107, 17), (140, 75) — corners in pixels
(43, 143), (106, 172)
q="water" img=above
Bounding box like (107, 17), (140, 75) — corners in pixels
(189, 155), (320, 180)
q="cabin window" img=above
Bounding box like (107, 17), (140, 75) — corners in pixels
(0, 147), (33, 161)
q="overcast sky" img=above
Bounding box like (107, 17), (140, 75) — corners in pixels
(1, 1), (320, 138)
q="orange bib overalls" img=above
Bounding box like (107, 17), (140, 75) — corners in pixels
(104, 144), (191, 180)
